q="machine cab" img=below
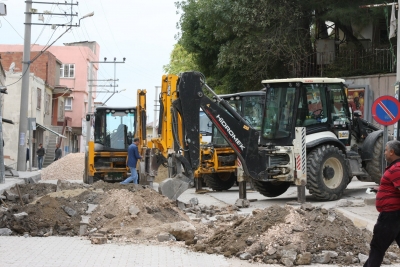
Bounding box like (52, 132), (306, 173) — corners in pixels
(93, 106), (137, 151)
(212, 91), (266, 146)
(261, 78), (351, 146)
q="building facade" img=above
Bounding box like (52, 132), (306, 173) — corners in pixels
(0, 41), (100, 158)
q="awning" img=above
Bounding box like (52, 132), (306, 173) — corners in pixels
(36, 123), (67, 138)
(2, 118), (14, 124)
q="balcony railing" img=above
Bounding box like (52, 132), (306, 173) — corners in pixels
(293, 47), (396, 78)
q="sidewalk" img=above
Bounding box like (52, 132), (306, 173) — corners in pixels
(0, 236), (398, 267)
(0, 170), (41, 194)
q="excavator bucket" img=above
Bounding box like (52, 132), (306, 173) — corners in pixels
(158, 176), (192, 200)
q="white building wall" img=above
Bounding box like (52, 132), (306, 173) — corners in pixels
(3, 72), (46, 167)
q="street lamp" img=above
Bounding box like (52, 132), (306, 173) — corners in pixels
(77, 11), (94, 26)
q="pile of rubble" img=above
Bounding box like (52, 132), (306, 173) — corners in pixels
(41, 153), (84, 180)
(189, 203), (392, 265)
(1, 180), (400, 266)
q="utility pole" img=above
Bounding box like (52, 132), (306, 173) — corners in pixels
(0, 87), (7, 184)
(17, 1), (33, 171)
(18, 1), (91, 170)
(86, 58), (125, 145)
(396, 0), (400, 140)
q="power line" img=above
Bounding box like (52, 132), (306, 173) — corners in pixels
(1, 17), (24, 40)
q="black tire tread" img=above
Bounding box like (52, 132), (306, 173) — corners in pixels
(365, 135), (383, 184)
(204, 173), (236, 191)
(306, 144), (349, 201)
(251, 179), (291, 197)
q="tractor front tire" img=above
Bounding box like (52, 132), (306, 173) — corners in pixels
(204, 173), (236, 191)
(306, 145), (349, 201)
(365, 135), (384, 184)
(251, 180), (291, 197)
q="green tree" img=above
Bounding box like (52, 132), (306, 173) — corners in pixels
(176, 0), (384, 93)
(163, 44), (198, 74)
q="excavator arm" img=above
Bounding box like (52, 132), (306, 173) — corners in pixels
(157, 71), (266, 200)
(173, 72), (263, 180)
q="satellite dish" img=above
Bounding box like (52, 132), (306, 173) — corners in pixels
(9, 62), (15, 73)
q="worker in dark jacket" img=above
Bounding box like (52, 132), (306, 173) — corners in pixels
(36, 143), (45, 170)
(364, 140), (400, 267)
(120, 137), (142, 184)
(54, 144), (62, 161)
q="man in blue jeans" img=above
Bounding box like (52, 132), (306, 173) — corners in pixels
(120, 137), (142, 184)
(36, 143), (45, 170)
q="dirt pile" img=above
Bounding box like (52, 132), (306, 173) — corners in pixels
(2, 180), (400, 265)
(191, 204), (400, 265)
(41, 153), (84, 180)
(0, 180), (193, 242)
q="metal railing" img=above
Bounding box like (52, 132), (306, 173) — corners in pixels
(292, 47), (396, 77)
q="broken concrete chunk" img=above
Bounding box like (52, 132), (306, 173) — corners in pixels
(292, 225), (304, 232)
(267, 247), (277, 255)
(0, 228), (12, 236)
(13, 212), (28, 220)
(336, 199), (353, 207)
(90, 236), (107, 244)
(281, 257), (294, 267)
(4, 190), (18, 202)
(128, 205), (140, 216)
(327, 210), (336, 222)
(157, 232), (176, 242)
(313, 252), (331, 264)
(167, 221), (195, 241)
(295, 252), (312, 265)
(235, 199), (250, 208)
(62, 206), (77, 217)
(358, 253), (368, 264)
(300, 203), (314, 211)
(189, 197), (199, 206)
(322, 250), (338, 258)
(103, 213), (116, 219)
(387, 252), (399, 260)
(239, 252), (252, 260)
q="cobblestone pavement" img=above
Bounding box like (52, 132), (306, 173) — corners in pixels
(0, 236), (232, 267)
(1, 236), (400, 267)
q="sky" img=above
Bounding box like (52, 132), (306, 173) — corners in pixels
(0, 0), (181, 123)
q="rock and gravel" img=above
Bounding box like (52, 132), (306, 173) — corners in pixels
(41, 153), (85, 180)
(1, 180), (400, 266)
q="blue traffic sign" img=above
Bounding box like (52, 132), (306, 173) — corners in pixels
(372, 95), (400, 126)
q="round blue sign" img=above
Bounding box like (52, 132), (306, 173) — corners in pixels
(372, 96), (400, 126)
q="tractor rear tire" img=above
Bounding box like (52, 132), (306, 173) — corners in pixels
(251, 180), (291, 197)
(306, 145), (349, 201)
(204, 173), (236, 191)
(365, 135), (384, 184)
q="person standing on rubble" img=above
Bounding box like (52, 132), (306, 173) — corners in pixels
(36, 143), (45, 170)
(364, 140), (400, 267)
(54, 144), (62, 161)
(120, 137), (142, 184)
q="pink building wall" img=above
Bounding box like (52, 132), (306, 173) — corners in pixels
(0, 42), (100, 135)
